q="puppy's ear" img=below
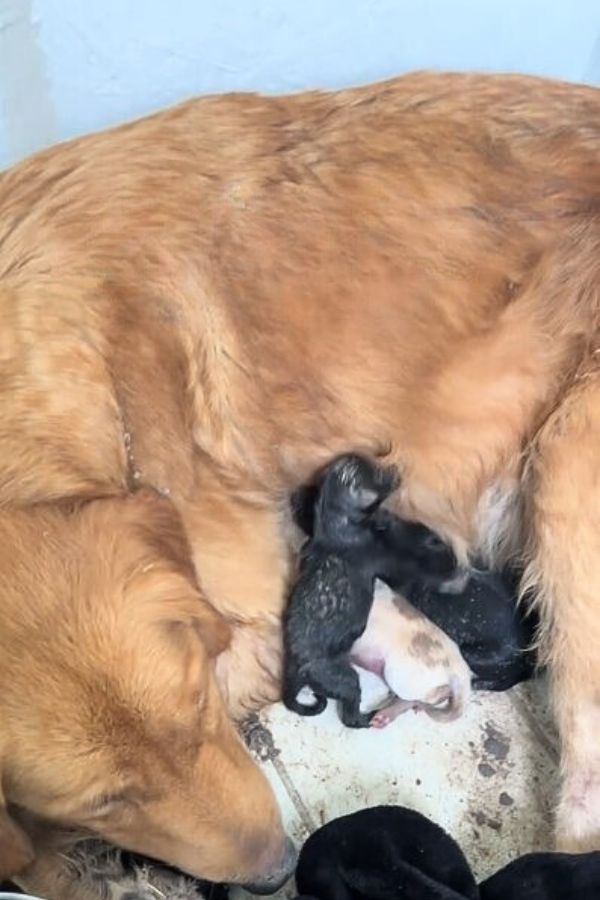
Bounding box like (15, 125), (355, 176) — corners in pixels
(131, 491), (232, 656)
(0, 798), (34, 880)
(290, 484), (319, 536)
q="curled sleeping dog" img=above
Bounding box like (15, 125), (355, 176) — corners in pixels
(283, 454), (459, 727)
(351, 580), (472, 727)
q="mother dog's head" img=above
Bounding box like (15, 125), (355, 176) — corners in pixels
(0, 491), (294, 891)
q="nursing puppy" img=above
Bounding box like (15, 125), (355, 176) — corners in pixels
(406, 569), (539, 691)
(294, 480), (537, 694)
(290, 483), (456, 590)
(283, 454), (457, 727)
(351, 581), (472, 726)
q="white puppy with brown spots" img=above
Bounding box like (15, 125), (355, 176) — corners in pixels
(351, 580), (472, 727)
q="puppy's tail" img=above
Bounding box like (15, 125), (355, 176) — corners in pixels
(423, 674), (471, 723)
(283, 681), (328, 717)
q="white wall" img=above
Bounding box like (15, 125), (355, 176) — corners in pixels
(1, 0), (599, 169)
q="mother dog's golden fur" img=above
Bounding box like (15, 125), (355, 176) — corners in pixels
(0, 71), (599, 893)
(0, 492), (292, 892)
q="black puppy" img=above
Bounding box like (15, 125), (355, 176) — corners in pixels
(291, 482), (455, 587)
(480, 850), (600, 900)
(284, 454), (457, 728)
(294, 805), (478, 900)
(293, 481), (538, 693)
(405, 568), (539, 691)
(294, 805), (600, 900)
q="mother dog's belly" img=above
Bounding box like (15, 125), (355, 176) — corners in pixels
(276, 411), (524, 567)
(393, 475), (523, 568)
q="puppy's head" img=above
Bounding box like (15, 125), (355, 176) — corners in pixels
(0, 492), (293, 890)
(314, 453), (399, 535)
(383, 520), (458, 586)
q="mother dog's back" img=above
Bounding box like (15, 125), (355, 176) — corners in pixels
(0, 72), (598, 514)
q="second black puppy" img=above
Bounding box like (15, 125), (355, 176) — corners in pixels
(283, 454), (457, 728)
(406, 569), (539, 691)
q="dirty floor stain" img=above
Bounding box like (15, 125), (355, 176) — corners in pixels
(235, 672), (558, 899)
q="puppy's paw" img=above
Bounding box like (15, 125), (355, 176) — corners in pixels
(370, 698), (414, 728)
(370, 711), (392, 729)
(343, 712), (374, 729)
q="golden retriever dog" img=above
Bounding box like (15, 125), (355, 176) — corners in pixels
(0, 491), (294, 894)
(0, 70), (599, 894)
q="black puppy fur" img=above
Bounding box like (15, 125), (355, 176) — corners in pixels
(294, 805), (478, 900)
(293, 806), (600, 900)
(291, 483), (455, 586)
(292, 483), (537, 693)
(406, 568), (539, 691)
(284, 455), (457, 727)
(479, 850), (600, 900)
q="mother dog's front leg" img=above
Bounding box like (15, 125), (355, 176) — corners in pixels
(526, 377), (600, 852)
(180, 471), (294, 720)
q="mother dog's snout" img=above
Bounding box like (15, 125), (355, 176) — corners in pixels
(242, 836), (297, 895)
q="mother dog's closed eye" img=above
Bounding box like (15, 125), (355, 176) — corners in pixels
(0, 490), (293, 890)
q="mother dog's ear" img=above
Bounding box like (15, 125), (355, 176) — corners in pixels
(127, 489), (232, 657)
(0, 796), (34, 880)
(190, 603), (232, 659)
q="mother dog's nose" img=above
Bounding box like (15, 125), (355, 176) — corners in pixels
(243, 836), (297, 895)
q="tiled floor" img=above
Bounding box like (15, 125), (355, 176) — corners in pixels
(236, 672), (559, 898)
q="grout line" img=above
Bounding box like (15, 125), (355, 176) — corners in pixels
(240, 714), (316, 836)
(270, 755), (317, 835)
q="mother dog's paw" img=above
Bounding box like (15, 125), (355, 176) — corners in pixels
(556, 768), (600, 853)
